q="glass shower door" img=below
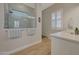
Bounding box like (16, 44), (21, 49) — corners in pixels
(5, 9), (36, 39)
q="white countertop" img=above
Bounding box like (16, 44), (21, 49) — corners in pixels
(50, 30), (79, 42)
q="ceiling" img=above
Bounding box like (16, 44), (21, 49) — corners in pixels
(24, 3), (35, 8)
(24, 3), (54, 11)
(41, 3), (54, 11)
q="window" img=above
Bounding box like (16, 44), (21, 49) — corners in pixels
(51, 10), (62, 30)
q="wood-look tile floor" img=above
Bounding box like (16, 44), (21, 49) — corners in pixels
(12, 37), (51, 55)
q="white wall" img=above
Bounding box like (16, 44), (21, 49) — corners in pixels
(0, 4), (7, 41)
(42, 9), (51, 37)
(42, 3), (79, 37)
(35, 4), (42, 41)
(63, 4), (79, 30)
(0, 4), (4, 29)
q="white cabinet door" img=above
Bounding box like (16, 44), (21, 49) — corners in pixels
(51, 37), (79, 55)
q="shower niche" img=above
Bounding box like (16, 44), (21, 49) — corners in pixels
(4, 4), (36, 39)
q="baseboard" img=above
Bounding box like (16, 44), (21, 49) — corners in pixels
(4, 40), (41, 55)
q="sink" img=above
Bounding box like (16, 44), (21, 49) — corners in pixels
(66, 30), (79, 35)
(65, 29), (75, 35)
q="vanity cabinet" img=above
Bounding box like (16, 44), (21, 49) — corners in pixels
(51, 31), (79, 55)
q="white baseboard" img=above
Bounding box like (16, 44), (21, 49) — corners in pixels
(2, 40), (41, 55)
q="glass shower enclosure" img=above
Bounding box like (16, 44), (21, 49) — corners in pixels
(4, 4), (36, 39)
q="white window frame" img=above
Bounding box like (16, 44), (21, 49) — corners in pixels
(51, 9), (63, 30)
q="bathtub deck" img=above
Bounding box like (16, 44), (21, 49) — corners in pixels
(12, 37), (51, 55)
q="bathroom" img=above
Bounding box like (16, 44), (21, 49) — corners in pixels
(1, 3), (79, 55)
(1, 0), (79, 58)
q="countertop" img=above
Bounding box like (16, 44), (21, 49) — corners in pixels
(50, 30), (79, 42)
